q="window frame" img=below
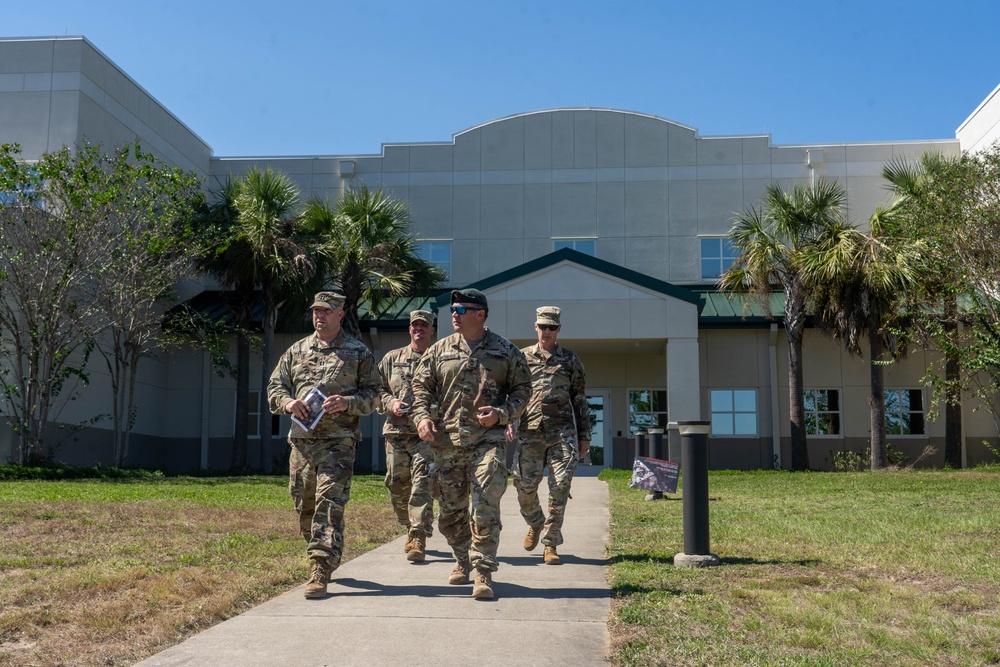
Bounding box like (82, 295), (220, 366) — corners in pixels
(804, 388), (842, 437)
(244, 389), (282, 439)
(414, 240), (452, 281)
(627, 388), (669, 435)
(699, 236), (739, 280)
(709, 388), (758, 437)
(553, 239), (596, 256)
(884, 388), (926, 436)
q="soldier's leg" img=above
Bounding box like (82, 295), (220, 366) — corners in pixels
(407, 436), (435, 538)
(469, 441), (509, 572)
(512, 435), (546, 528)
(306, 438), (357, 571)
(541, 431), (580, 547)
(288, 440), (316, 543)
(433, 443), (472, 563)
(383, 436), (413, 530)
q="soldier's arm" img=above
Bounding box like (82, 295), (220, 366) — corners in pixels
(266, 350), (295, 415)
(344, 349), (382, 416)
(409, 353), (437, 426)
(570, 354), (592, 440)
(498, 348), (532, 425)
(376, 353), (396, 415)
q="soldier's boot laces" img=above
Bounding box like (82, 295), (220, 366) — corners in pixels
(304, 560), (331, 599)
(406, 534), (426, 562)
(523, 525), (542, 551)
(543, 545), (561, 565)
(403, 535), (415, 553)
(448, 559), (472, 585)
(472, 569), (494, 600)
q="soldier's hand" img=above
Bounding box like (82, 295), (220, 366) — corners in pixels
(286, 399), (309, 420)
(505, 423), (517, 443)
(579, 440), (591, 457)
(324, 395), (349, 413)
(392, 400), (410, 417)
(477, 407), (499, 428)
(417, 418), (437, 441)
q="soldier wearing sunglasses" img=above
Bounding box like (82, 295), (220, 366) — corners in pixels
(512, 306), (591, 565)
(410, 288), (531, 600)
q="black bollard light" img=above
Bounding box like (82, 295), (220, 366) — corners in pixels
(645, 428), (665, 500)
(634, 430), (646, 461)
(674, 420), (720, 567)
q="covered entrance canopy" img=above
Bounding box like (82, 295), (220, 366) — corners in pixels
(433, 249), (704, 466)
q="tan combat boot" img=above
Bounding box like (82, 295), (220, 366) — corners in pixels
(543, 545), (561, 565)
(304, 560), (331, 599)
(403, 535), (415, 553)
(448, 558), (472, 585)
(472, 569), (494, 600)
(523, 525), (541, 551)
(406, 534), (426, 562)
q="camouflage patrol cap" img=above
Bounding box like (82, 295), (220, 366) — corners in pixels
(450, 288), (488, 309)
(409, 309), (434, 325)
(535, 306), (561, 326)
(310, 291), (345, 310)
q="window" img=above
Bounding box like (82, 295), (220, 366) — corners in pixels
(884, 389), (925, 435)
(554, 239), (596, 256)
(628, 389), (668, 434)
(700, 237), (739, 280)
(804, 389), (841, 436)
(246, 390), (281, 438)
(414, 241), (451, 280)
(710, 389), (757, 436)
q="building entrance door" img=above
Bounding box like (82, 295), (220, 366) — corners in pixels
(581, 389), (612, 470)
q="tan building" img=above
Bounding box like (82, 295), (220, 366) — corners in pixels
(2, 35), (999, 470)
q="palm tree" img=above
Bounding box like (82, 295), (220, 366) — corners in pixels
(802, 205), (924, 469)
(882, 153), (965, 468)
(720, 179), (847, 471)
(302, 185), (445, 337)
(200, 168), (318, 471)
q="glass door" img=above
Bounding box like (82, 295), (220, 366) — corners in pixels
(581, 389), (611, 469)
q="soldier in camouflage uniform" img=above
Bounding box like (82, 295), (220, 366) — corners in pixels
(377, 309), (437, 563)
(267, 291), (381, 599)
(411, 288), (532, 600)
(513, 306), (591, 565)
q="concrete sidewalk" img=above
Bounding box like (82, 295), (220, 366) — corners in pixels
(136, 472), (611, 667)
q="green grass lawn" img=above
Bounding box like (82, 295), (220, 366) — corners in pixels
(601, 466), (1000, 667)
(0, 474), (400, 667)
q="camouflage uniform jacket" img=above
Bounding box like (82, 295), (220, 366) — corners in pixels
(377, 345), (424, 436)
(520, 343), (592, 439)
(267, 330), (380, 440)
(411, 329), (532, 447)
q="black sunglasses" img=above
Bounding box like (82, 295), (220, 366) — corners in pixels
(450, 304), (483, 315)
(538, 324), (559, 332)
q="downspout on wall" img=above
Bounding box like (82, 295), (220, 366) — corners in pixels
(769, 323), (781, 469)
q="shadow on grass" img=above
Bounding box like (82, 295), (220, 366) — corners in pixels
(609, 553), (822, 567)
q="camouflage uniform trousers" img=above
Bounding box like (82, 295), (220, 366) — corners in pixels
(432, 439), (508, 572)
(512, 427), (580, 547)
(288, 436), (357, 570)
(384, 433), (435, 538)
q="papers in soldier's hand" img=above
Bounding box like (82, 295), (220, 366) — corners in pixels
(291, 387), (327, 431)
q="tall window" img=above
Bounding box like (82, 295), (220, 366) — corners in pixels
(628, 389), (668, 434)
(246, 390), (281, 438)
(414, 241), (451, 280)
(700, 237), (739, 280)
(710, 389), (757, 436)
(804, 389), (841, 436)
(884, 389), (925, 435)
(554, 239), (596, 256)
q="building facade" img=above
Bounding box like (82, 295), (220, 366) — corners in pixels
(2, 36), (999, 471)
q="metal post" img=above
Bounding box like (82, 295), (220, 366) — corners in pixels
(646, 428), (665, 500)
(674, 421), (720, 567)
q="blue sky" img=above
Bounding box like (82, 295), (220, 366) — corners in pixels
(6, 1), (999, 157)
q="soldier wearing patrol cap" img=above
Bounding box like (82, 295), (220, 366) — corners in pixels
(267, 291), (381, 599)
(376, 309), (438, 562)
(512, 306), (591, 565)
(410, 288), (532, 600)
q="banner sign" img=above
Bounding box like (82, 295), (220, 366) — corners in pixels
(629, 456), (679, 494)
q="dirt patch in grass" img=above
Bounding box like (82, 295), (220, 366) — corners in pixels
(0, 492), (400, 667)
